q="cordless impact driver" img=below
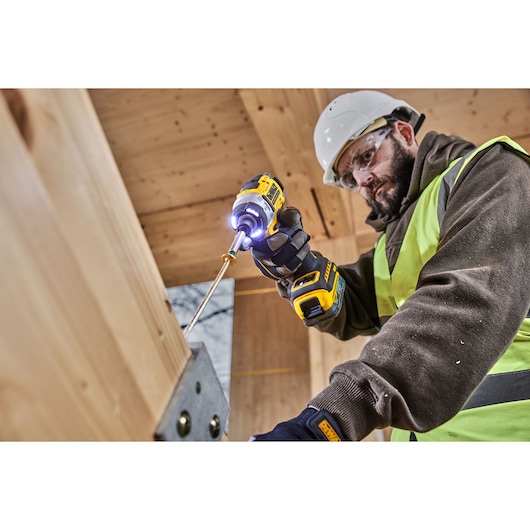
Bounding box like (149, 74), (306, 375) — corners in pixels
(232, 173), (344, 327)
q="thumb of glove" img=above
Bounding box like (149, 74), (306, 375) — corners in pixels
(278, 205), (303, 230)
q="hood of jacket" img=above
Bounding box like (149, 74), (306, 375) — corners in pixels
(365, 131), (476, 231)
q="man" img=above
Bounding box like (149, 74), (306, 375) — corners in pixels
(249, 90), (530, 441)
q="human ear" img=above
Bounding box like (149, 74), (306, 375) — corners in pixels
(394, 121), (416, 147)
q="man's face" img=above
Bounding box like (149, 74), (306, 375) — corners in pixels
(336, 125), (416, 219)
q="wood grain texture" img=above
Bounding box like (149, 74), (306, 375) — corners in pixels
(239, 88), (352, 240)
(89, 89), (273, 215)
(0, 90), (189, 440)
(228, 277), (310, 440)
(90, 88), (530, 288)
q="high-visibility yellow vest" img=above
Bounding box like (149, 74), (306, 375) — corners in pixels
(373, 137), (530, 441)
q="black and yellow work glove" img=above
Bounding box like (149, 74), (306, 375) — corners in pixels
(249, 407), (345, 441)
(251, 206), (310, 281)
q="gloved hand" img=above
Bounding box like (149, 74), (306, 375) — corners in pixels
(250, 407), (345, 441)
(251, 206), (310, 280)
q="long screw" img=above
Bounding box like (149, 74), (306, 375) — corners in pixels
(183, 230), (247, 338)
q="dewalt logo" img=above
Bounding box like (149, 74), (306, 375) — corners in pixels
(318, 419), (341, 441)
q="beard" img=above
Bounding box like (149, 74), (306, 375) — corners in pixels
(365, 135), (416, 220)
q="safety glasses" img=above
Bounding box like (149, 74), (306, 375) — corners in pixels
(335, 127), (392, 190)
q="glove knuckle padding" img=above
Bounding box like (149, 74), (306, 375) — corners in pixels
(251, 206), (310, 280)
(261, 232), (290, 254)
(269, 230), (309, 265)
(252, 232), (309, 278)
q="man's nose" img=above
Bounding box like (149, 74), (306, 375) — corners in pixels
(353, 168), (374, 188)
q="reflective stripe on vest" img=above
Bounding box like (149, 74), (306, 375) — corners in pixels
(372, 136), (530, 441)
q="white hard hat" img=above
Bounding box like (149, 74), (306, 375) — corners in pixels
(314, 90), (424, 187)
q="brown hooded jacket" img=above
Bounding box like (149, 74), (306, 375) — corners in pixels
(308, 131), (530, 440)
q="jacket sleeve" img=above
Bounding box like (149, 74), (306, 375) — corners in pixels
(308, 144), (530, 440)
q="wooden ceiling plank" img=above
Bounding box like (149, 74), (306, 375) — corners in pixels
(91, 89), (249, 159)
(110, 126), (272, 215)
(239, 88), (354, 240)
(239, 89), (329, 240)
(326, 89), (530, 145)
(139, 196), (259, 287)
(91, 89), (274, 215)
(391, 89), (530, 144)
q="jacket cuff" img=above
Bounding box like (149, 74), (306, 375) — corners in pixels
(308, 372), (377, 441)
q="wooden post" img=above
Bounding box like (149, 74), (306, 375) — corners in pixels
(229, 277), (311, 440)
(0, 89), (189, 440)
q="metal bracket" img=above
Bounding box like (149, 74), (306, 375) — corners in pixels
(154, 342), (230, 441)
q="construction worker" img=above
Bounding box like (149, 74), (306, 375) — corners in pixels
(250, 90), (530, 441)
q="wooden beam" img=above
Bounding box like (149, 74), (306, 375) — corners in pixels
(238, 89), (352, 240)
(0, 89), (189, 440)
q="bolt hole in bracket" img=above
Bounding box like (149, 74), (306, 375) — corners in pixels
(154, 342), (230, 441)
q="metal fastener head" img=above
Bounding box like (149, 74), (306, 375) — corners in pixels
(209, 415), (221, 439)
(177, 410), (192, 438)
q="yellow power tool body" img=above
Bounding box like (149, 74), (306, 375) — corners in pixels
(230, 173), (286, 246)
